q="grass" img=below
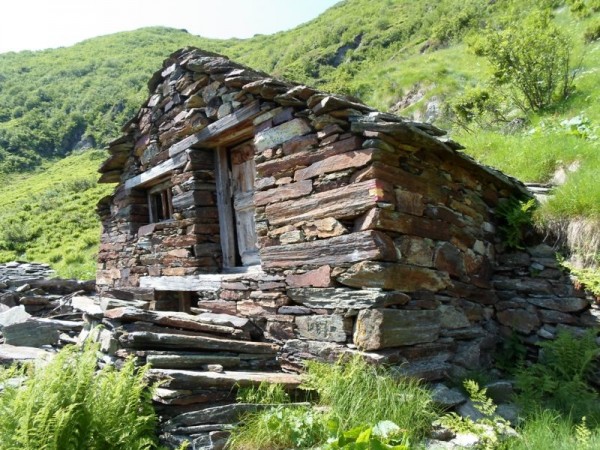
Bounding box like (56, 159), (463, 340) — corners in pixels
(228, 356), (437, 449)
(0, 149), (113, 279)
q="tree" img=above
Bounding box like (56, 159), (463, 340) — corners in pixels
(472, 11), (577, 113)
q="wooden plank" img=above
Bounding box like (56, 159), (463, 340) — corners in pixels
(215, 147), (236, 269)
(231, 146), (260, 267)
(168, 100), (261, 157)
(265, 179), (393, 226)
(260, 230), (396, 269)
(124, 151), (187, 190)
(140, 275), (223, 291)
(120, 331), (279, 354)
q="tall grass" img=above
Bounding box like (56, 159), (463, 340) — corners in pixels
(304, 357), (437, 440)
(0, 343), (159, 450)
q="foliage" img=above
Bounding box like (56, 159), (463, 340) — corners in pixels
(439, 380), (513, 450)
(323, 420), (409, 450)
(236, 381), (291, 404)
(227, 405), (328, 450)
(514, 330), (600, 424)
(584, 17), (600, 40)
(470, 10), (577, 113)
(0, 149), (112, 278)
(228, 356), (437, 449)
(303, 356), (437, 441)
(0, 343), (159, 450)
(495, 198), (537, 249)
(507, 409), (600, 450)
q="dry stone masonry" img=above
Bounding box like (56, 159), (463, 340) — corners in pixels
(96, 47), (599, 385)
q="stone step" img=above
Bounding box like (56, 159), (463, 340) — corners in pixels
(120, 331), (279, 354)
(148, 368), (302, 390)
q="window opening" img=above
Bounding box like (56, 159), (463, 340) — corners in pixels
(148, 181), (174, 223)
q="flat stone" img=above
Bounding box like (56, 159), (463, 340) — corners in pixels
(431, 384), (467, 408)
(354, 309), (441, 350)
(438, 305), (470, 329)
(295, 314), (352, 342)
(338, 262), (451, 292)
(288, 287), (409, 310)
(485, 381), (514, 404)
(0, 305), (30, 330)
(0, 344), (53, 365)
(526, 296), (588, 313)
(497, 309), (540, 334)
(3, 319), (60, 347)
(286, 265), (333, 288)
(254, 118), (312, 152)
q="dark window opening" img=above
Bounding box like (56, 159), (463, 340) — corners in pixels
(148, 183), (174, 223)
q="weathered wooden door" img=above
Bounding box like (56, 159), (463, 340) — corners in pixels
(230, 141), (260, 266)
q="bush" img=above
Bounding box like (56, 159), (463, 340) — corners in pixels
(584, 18), (600, 42)
(0, 343), (160, 450)
(471, 11), (577, 113)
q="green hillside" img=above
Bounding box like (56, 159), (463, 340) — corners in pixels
(0, 0), (598, 277)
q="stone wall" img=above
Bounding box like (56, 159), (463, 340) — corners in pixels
(97, 48), (598, 379)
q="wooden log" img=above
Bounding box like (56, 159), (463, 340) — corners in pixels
(261, 230), (396, 269)
(168, 100), (261, 156)
(124, 151), (187, 190)
(265, 179), (393, 226)
(120, 331), (279, 354)
(103, 307), (245, 337)
(353, 308), (441, 351)
(149, 369), (301, 391)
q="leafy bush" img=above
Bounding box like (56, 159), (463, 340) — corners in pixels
(323, 420), (410, 449)
(470, 11), (577, 113)
(227, 405), (328, 450)
(584, 18), (600, 41)
(0, 343), (160, 450)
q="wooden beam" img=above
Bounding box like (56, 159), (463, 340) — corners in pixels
(124, 151), (188, 190)
(140, 275), (223, 291)
(168, 100), (261, 157)
(215, 147), (237, 269)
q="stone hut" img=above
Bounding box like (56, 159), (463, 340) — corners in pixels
(97, 48), (596, 379)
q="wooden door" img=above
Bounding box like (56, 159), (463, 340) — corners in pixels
(230, 142), (260, 266)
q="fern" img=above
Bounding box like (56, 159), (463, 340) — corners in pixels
(0, 342), (160, 450)
(515, 330), (600, 424)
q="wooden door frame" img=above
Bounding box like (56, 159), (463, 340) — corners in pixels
(215, 146), (237, 269)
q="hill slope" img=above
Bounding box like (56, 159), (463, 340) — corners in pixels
(0, 0), (598, 276)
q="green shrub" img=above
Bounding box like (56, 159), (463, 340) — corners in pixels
(0, 343), (159, 450)
(471, 11), (577, 113)
(584, 18), (600, 42)
(227, 405), (327, 450)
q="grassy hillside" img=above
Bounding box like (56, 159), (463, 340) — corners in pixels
(0, 0), (598, 276)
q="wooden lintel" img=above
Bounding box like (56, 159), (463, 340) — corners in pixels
(124, 151), (188, 190)
(140, 275), (224, 292)
(168, 100), (262, 157)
